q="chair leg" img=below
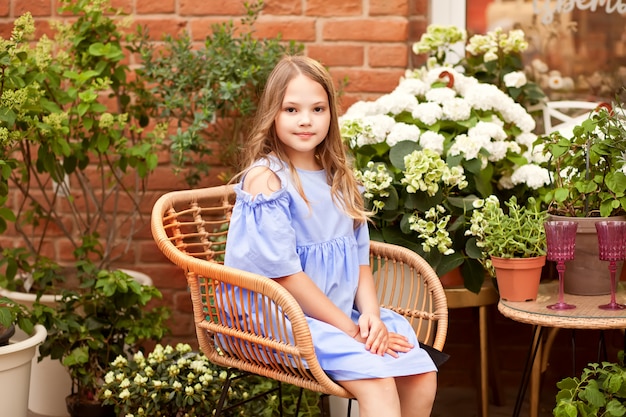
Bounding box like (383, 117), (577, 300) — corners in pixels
(347, 398), (353, 417)
(319, 394), (331, 417)
(213, 369), (234, 417)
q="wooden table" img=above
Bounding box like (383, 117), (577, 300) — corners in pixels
(498, 281), (626, 417)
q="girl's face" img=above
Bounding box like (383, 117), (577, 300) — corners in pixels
(274, 74), (330, 170)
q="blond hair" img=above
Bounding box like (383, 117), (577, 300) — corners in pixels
(236, 55), (368, 224)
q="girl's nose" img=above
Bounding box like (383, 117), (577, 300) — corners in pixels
(298, 113), (311, 126)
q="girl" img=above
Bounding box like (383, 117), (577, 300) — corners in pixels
(224, 55), (438, 417)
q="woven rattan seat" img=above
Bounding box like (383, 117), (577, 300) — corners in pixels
(151, 184), (448, 412)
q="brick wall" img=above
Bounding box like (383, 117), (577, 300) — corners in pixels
(1, 0), (430, 347)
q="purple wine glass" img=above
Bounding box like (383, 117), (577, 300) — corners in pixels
(596, 221), (626, 310)
(545, 221), (577, 310)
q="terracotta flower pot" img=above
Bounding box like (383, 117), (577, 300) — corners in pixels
(491, 256), (546, 302)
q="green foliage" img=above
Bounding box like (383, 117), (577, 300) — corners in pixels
(100, 343), (320, 417)
(0, 296), (36, 335)
(34, 266), (170, 402)
(537, 102), (626, 218)
(554, 351), (626, 417)
(0, 0), (165, 294)
(467, 195), (547, 270)
(412, 25), (546, 109)
(349, 139), (485, 292)
(137, 0), (303, 185)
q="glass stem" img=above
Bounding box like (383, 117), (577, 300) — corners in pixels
(557, 261), (566, 304)
(609, 261), (618, 305)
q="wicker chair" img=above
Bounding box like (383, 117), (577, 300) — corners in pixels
(151, 184), (448, 416)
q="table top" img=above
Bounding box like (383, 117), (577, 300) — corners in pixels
(498, 281), (626, 329)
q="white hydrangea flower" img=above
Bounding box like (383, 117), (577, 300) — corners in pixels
(469, 121), (507, 141)
(425, 87), (457, 104)
(386, 122), (421, 146)
(449, 134), (488, 161)
(419, 130), (446, 155)
(441, 97), (471, 121)
(511, 164), (551, 189)
(503, 71), (527, 88)
(394, 77), (429, 97)
(411, 102), (443, 126)
(374, 91), (418, 115)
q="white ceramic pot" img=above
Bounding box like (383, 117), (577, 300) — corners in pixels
(0, 324), (47, 417)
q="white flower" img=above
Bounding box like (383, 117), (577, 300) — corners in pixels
(419, 131), (446, 155)
(510, 164), (551, 189)
(531, 58), (549, 73)
(441, 98), (471, 121)
(503, 71), (527, 88)
(374, 91), (418, 115)
(394, 77), (428, 97)
(386, 122), (421, 147)
(411, 102), (443, 126)
(425, 87), (456, 104)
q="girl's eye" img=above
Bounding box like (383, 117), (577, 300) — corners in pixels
(285, 107), (296, 113)
(314, 107), (325, 113)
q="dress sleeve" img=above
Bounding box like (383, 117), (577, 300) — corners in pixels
(224, 184), (303, 278)
(355, 221), (371, 265)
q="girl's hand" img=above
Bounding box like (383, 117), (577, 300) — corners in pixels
(355, 313), (389, 356)
(385, 332), (414, 358)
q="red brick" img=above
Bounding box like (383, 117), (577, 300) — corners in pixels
(179, 0), (246, 16)
(368, 44), (409, 68)
(331, 68), (405, 94)
(134, 18), (187, 41)
(15, 0), (50, 17)
(307, 44), (364, 67)
(188, 17), (231, 41)
(323, 19), (408, 42)
(370, 0), (409, 16)
(306, 0), (361, 16)
(136, 0), (176, 14)
(109, 0), (133, 14)
(253, 17), (316, 42)
(409, 18), (428, 41)
(410, 0), (429, 15)
(167, 310), (195, 336)
(0, 1), (9, 16)
(174, 291), (194, 313)
(263, 0), (302, 15)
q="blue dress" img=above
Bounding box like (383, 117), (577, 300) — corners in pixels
(224, 157), (436, 381)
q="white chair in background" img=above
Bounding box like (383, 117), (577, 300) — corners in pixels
(529, 100), (603, 137)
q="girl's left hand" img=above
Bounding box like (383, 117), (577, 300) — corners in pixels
(355, 313), (389, 356)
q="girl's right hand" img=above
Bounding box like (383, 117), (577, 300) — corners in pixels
(385, 332), (414, 358)
(353, 331), (414, 358)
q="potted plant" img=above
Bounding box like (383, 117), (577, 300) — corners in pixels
(340, 65), (548, 293)
(553, 351), (626, 417)
(99, 343), (321, 417)
(0, 297), (48, 417)
(530, 100), (626, 295)
(0, 3), (166, 414)
(465, 195), (548, 301)
(32, 266), (170, 417)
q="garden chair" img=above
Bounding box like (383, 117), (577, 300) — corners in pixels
(529, 100), (602, 136)
(151, 184), (448, 416)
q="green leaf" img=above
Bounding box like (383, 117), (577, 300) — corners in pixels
(389, 141), (420, 170)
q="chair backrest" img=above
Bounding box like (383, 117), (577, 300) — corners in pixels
(151, 185), (447, 397)
(529, 100), (601, 136)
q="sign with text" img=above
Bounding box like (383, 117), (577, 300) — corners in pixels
(533, 0), (626, 24)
